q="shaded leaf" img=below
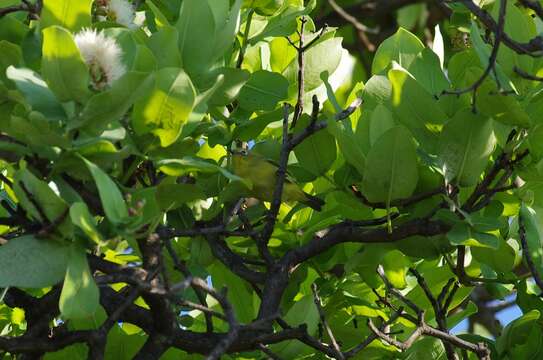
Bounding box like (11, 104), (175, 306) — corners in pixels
(361, 126), (418, 204)
(0, 235), (69, 288)
(59, 245), (100, 320)
(81, 157), (128, 224)
(439, 108), (495, 187)
(237, 70), (288, 111)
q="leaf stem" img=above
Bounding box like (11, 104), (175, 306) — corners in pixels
(236, 9), (255, 68)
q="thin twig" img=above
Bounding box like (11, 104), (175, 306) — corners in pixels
(442, 0), (508, 112)
(236, 9), (254, 68)
(514, 66), (543, 82)
(327, 0), (378, 34)
(453, 0), (543, 56)
(519, 215), (543, 296)
(311, 283), (344, 359)
(410, 268), (458, 360)
(351, 186), (445, 209)
(343, 311), (402, 358)
(163, 238), (215, 333)
(258, 343), (283, 360)
(291, 17), (307, 129)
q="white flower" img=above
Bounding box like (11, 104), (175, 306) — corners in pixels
(106, 0), (137, 28)
(74, 29), (126, 89)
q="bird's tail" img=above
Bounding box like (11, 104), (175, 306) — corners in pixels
(302, 193), (325, 211)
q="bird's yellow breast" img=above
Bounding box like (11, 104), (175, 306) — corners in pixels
(231, 154), (306, 202)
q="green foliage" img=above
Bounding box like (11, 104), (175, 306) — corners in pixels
(59, 244), (100, 320)
(361, 125), (418, 204)
(439, 109), (496, 187)
(0, 235), (69, 288)
(41, 26), (90, 102)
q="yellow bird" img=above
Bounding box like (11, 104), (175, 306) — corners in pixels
(231, 151), (324, 211)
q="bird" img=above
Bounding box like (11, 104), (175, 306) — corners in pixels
(230, 150), (325, 211)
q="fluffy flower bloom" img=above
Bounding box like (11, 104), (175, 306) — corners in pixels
(106, 0), (137, 28)
(74, 29), (126, 89)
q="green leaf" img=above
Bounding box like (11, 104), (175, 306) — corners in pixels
(406, 264), (472, 314)
(188, 237), (214, 268)
(369, 104), (395, 146)
(7, 114), (70, 149)
(146, 0), (170, 28)
(245, 0), (284, 16)
(493, 1), (536, 80)
(41, 26), (90, 103)
(41, 0), (92, 32)
(176, 0), (216, 80)
(361, 74), (391, 113)
(104, 28), (138, 71)
(327, 117), (366, 176)
(157, 157), (248, 186)
(147, 26), (182, 68)
(447, 223), (499, 249)
(78, 72), (154, 134)
(294, 116), (336, 176)
(447, 49), (480, 88)
(81, 157), (128, 224)
(438, 108), (496, 187)
(476, 77), (531, 127)
(211, 0), (242, 60)
(237, 70), (288, 111)
(13, 166), (70, 232)
(0, 40), (22, 84)
(269, 37), (297, 73)
(59, 245), (100, 320)
(271, 294), (319, 358)
(133, 68), (196, 147)
(347, 244), (388, 288)
(0, 235), (69, 288)
(206, 67), (250, 106)
(469, 20), (515, 93)
(396, 233), (453, 259)
(233, 107), (283, 141)
(249, 0), (316, 43)
(43, 344), (88, 359)
(497, 310), (541, 357)
(407, 48), (450, 96)
(403, 337), (446, 360)
(6, 66), (66, 120)
(132, 45), (157, 73)
(104, 326), (146, 360)
(129, 187), (161, 226)
(70, 202), (103, 246)
(447, 300), (478, 328)
(283, 37), (343, 93)
(209, 263), (255, 323)
(472, 237), (518, 273)
(156, 183), (206, 210)
(372, 27), (424, 75)
(388, 67), (448, 153)
(361, 126), (418, 204)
